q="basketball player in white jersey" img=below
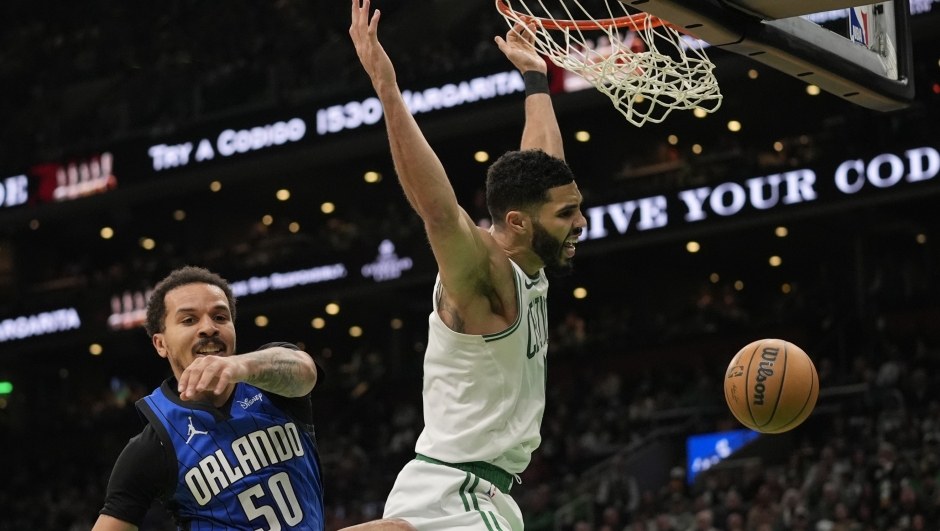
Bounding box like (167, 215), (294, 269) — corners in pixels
(351, 1), (586, 530)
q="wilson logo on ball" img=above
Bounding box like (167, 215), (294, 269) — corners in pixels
(724, 339), (819, 434)
(752, 347), (779, 406)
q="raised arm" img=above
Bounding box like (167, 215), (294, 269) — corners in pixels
(496, 23), (565, 160)
(349, 0), (493, 301)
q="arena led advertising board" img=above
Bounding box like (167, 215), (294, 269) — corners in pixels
(687, 428), (760, 484)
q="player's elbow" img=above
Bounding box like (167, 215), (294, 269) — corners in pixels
(282, 348), (319, 396)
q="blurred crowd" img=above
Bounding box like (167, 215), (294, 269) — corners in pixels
(553, 341), (940, 531)
(1, 295), (937, 531)
(0, 0), (506, 165)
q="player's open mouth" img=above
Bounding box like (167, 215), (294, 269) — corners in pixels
(563, 240), (577, 258)
(194, 343), (226, 355)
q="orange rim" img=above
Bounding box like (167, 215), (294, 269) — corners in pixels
(495, 0), (670, 31)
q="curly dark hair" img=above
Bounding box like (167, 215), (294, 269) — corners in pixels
(144, 266), (237, 337)
(485, 149), (575, 226)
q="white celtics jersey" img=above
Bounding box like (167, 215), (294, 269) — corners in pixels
(414, 259), (549, 475)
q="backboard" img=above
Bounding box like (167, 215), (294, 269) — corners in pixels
(621, 0), (915, 111)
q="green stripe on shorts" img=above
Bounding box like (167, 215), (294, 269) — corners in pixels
(489, 511), (505, 531)
(468, 476), (481, 510)
(458, 472), (472, 512)
(478, 509), (495, 531)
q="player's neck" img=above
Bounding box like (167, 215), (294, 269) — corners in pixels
(205, 385), (236, 408)
(175, 382), (236, 408)
(491, 228), (543, 277)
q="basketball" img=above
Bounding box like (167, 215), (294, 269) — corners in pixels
(723, 339), (819, 434)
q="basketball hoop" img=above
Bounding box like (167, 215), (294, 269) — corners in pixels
(496, 0), (722, 127)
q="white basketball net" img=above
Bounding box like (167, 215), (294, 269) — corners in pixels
(497, 0), (722, 127)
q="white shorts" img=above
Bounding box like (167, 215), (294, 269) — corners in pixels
(383, 459), (524, 531)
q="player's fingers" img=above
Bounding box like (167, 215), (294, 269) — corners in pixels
(525, 22), (538, 44)
(182, 364), (204, 398)
(213, 368), (233, 394)
(369, 8), (381, 37)
(178, 369), (189, 394)
(494, 36), (507, 51)
(195, 361), (220, 392)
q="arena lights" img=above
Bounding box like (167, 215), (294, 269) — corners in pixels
(0, 382), (10, 394)
(140, 238), (156, 250)
(692, 144), (703, 155)
(727, 121), (742, 132)
(575, 131), (590, 142)
(255, 315), (269, 327)
(806, 85), (821, 96)
(289, 222), (300, 233)
(474, 151), (490, 163)
(769, 256), (782, 267)
(693, 108), (707, 118)
(349, 326), (363, 338)
(89, 343), (103, 355)
(668, 135), (678, 145)
(100, 227), (114, 239)
(29, 220), (39, 230)
(774, 142), (784, 152)
(364, 171), (381, 183)
(173, 210), (186, 221)
(776, 226), (789, 237)
(210, 181), (222, 192)
(710, 273), (719, 283)
(325, 303), (340, 316)
(782, 283), (792, 293)
(748, 69), (759, 79)
(917, 234), (927, 244)
(276, 189), (291, 201)
(390, 318), (403, 329)
(262, 215), (273, 226)
(573, 287), (587, 299)
(686, 241), (701, 253)
(311, 318), (325, 329)
(734, 280), (744, 291)
(321, 202), (335, 214)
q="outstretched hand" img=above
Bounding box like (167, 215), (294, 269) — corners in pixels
(178, 355), (248, 400)
(350, 0), (397, 90)
(495, 22), (547, 74)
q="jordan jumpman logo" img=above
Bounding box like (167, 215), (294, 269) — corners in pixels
(186, 416), (209, 444)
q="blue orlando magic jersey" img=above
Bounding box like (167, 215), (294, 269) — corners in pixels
(138, 380), (324, 531)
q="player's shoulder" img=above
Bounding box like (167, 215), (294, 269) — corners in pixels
(474, 226), (513, 269)
(115, 423), (170, 475)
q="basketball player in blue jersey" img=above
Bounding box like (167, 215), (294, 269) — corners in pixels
(93, 266), (415, 531)
(351, 1), (586, 530)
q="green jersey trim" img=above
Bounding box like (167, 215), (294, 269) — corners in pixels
(482, 268), (523, 343)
